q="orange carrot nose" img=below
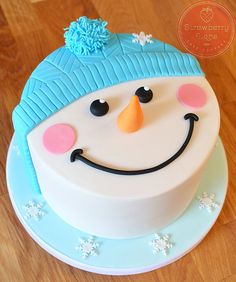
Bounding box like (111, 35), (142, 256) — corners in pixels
(117, 96), (144, 133)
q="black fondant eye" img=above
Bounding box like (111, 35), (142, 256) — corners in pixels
(90, 99), (109, 116)
(135, 86), (153, 103)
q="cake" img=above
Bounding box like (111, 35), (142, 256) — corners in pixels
(12, 17), (220, 239)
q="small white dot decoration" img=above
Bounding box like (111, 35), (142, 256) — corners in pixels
(99, 99), (106, 103)
(144, 86), (150, 91)
(13, 144), (20, 156)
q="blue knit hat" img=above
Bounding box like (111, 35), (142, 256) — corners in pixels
(12, 17), (204, 193)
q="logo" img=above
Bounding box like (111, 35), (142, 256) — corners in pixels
(177, 1), (235, 58)
(200, 7), (213, 23)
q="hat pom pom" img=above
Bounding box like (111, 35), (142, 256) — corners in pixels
(64, 16), (110, 56)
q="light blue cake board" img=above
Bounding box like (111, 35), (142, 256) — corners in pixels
(6, 135), (228, 275)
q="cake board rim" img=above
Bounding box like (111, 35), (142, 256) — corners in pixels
(6, 134), (228, 276)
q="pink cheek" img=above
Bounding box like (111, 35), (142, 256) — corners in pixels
(43, 124), (76, 154)
(177, 84), (207, 108)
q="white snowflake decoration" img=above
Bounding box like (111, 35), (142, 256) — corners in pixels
(197, 192), (219, 212)
(149, 233), (173, 256)
(23, 201), (45, 221)
(13, 144), (20, 156)
(76, 236), (99, 259)
(132, 31), (153, 46)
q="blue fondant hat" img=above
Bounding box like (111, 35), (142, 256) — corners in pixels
(12, 16), (204, 193)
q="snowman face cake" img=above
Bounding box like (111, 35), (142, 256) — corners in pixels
(13, 17), (220, 238)
(27, 75), (219, 238)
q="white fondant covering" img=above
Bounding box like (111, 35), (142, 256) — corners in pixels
(28, 76), (220, 239)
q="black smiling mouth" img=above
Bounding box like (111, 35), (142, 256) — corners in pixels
(70, 113), (199, 175)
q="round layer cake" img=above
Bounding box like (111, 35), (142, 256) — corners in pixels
(12, 17), (220, 239)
